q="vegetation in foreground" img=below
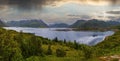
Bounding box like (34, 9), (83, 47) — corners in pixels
(0, 27), (120, 61)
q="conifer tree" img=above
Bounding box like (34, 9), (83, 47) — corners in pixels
(46, 45), (52, 55)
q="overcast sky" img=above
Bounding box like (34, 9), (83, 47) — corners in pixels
(0, 0), (120, 24)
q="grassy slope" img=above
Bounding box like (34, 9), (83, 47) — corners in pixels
(96, 30), (120, 56)
(0, 28), (98, 61)
(1, 27), (120, 61)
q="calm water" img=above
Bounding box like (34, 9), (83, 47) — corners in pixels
(4, 27), (114, 45)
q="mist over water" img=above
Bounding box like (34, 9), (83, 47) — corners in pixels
(4, 27), (114, 45)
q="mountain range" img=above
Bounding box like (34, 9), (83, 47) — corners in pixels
(0, 19), (119, 29)
(0, 20), (6, 27)
(70, 19), (120, 30)
(49, 23), (69, 28)
(6, 19), (48, 28)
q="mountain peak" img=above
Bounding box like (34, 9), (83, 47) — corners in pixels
(6, 19), (48, 28)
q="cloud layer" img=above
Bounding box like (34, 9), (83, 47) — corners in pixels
(0, 0), (120, 23)
(106, 10), (120, 15)
(0, 0), (120, 10)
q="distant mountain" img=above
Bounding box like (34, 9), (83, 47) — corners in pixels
(80, 19), (108, 28)
(69, 20), (86, 28)
(107, 21), (120, 26)
(70, 19), (120, 30)
(0, 19), (6, 27)
(49, 23), (69, 28)
(6, 19), (48, 28)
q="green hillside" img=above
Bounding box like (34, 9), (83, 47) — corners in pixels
(70, 19), (120, 31)
(1, 27), (120, 61)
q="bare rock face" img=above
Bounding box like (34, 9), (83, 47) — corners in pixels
(0, 19), (6, 27)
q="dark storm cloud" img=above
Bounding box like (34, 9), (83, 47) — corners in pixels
(106, 11), (120, 15)
(0, 0), (120, 10)
(0, 0), (119, 6)
(0, 0), (47, 10)
(110, 0), (120, 4)
(0, 0), (60, 6)
(0, 0), (58, 10)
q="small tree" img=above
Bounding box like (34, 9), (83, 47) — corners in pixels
(46, 45), (52, 55)
(53, 37), (58, 42)
(64, 39), (66, 44)
(74, 40), (79, 49)
(83, 46), (94, 59)
(37, 41), (44, 56)
(56, 49), (66, 57)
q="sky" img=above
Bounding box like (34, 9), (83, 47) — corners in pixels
(0, 0), (120, 24)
